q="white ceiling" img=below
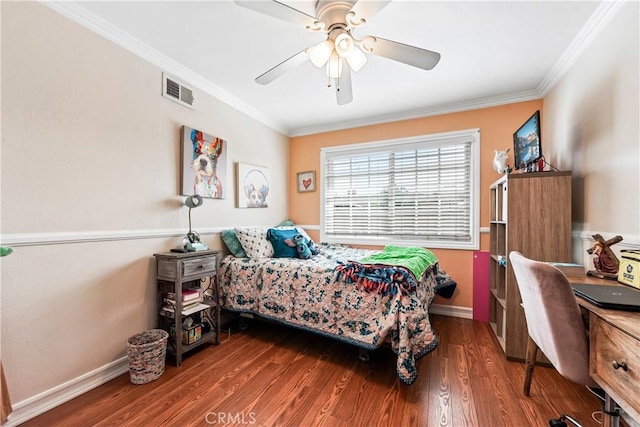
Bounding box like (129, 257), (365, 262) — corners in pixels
(54, 1), (611, 136)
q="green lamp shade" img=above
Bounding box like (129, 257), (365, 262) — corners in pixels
(184, 195), (203, 209)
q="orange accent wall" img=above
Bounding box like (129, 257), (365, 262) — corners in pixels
(289, 100), (543, 309)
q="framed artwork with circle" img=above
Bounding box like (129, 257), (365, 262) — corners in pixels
(236, 162), (271, 208)
(297, 171), (316, 193)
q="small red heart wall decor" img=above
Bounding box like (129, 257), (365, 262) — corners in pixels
(303, 178), (312, 189)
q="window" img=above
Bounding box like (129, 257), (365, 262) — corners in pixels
(320, 129), (479, 250)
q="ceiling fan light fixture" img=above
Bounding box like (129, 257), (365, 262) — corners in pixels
(326, 53), (343, 78)
(308, 39), (334, 67)
(346, 47), (367, 72)
(334, 32), (354, 57)
(235, 0), (441, 106)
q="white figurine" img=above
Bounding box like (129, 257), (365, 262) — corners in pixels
(493, 148), (510, 174)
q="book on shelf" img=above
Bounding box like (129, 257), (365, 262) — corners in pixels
(161, 302), (209, 318)
(167, 289), (201, 302)
(164, 296), (204, 307)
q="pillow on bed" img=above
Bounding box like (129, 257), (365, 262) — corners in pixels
(222, 220), (293, 258)
(266, 228), (300, 258)
(234, 227), (274, 258)
(221, 229), (247, 258)
(234, 225), (314, 258)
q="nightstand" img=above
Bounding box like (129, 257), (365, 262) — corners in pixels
(153, 250), (221, 366)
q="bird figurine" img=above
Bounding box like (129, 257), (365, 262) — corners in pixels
(493, 148), (510, 174)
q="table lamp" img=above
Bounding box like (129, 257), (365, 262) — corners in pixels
(184, 195), (208, 252)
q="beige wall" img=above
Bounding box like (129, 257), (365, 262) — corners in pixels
(1, 2), (288, 406)
(543, 1), (639, 264)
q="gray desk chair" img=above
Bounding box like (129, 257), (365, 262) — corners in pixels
(509, 251), (607, 427)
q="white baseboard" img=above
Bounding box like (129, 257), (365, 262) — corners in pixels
(430, 304), (473, 319)
(5, 357), (129, 426)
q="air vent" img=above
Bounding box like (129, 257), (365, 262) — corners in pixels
(162, 73), (194, 109)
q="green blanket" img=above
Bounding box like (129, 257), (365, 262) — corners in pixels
(358, 245), (438, 280)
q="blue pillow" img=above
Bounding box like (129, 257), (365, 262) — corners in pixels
(221, 229), (247, 258)
(266, 228), (301, 258)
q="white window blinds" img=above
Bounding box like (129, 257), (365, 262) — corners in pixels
(321, 129), (479, 250)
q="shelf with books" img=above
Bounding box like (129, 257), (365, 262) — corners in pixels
(153, 250), (221, 366)
(166, 288), (201, 303)
(160, 301), (209, 318)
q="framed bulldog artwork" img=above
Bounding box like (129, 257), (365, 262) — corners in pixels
(181, 126), (228, 199)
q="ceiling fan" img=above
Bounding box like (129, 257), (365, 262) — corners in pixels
(235, 0), (441, 105)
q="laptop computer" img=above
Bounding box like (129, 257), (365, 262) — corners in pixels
(571, 283), (640, 312)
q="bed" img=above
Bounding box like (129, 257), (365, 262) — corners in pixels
(219, 237), (456, 385)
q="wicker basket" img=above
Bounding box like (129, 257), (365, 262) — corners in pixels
(126, 329), (169, 384)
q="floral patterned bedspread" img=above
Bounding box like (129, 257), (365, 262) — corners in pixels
(219, 243), (442, 384)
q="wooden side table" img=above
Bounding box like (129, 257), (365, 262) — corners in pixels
(153, 250), (221, 366)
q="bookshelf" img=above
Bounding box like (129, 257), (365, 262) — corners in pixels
(154, 250), (221, 366)
(489, 171), (572, 362)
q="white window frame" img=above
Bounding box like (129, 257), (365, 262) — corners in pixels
(320, 129), (480, 250)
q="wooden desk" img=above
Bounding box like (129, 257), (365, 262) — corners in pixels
(568, 275), (640, 427)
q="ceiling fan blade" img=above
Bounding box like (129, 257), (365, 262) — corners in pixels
(335, 66), (353, 105)
(362, 36), (441, 70)
(347, 0), (392, 27)
(255, 50), (309, 85)
(234, 0), (319, 29)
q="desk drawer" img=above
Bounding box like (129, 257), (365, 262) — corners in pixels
(591, 316), (640, 417)
(182, 256), (217, 278)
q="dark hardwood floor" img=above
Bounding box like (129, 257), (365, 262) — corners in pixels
(21, 315), (602, 427)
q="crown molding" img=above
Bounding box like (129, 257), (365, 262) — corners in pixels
(42, 0), (623, 138)
(291, 0), (626, 137)
(41, 1), (289, 136)
(537, 0), (625, 96)
(289, 90), (541, 137)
